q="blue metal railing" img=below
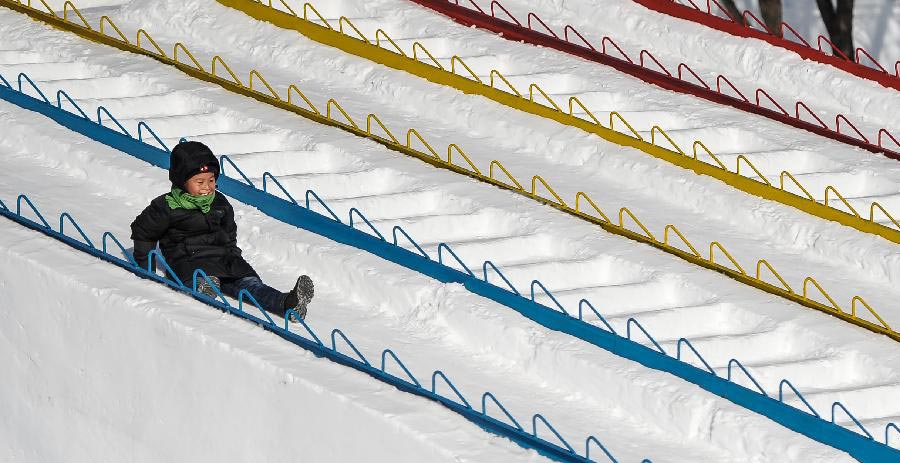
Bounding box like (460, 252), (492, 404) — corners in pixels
(0, 192), (636, 463)
(1, 70), (896, 459)
(531, 279), (570, 316)
(676, 338), (715, 375)
(626, 318), (665, 354)
(727, 359), (768, 396)
(779, 379), (821, 418)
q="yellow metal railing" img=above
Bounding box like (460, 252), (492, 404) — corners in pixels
(756, 259), (792, 293)
(11, 0), (897, 341)
(664, 224), (701, 257)
(212, 55), (242, 84)
(221, 0), (900, 243)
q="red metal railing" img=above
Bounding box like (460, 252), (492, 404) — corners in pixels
(414, 0), (900, 161)
(632, 0), (900, 89)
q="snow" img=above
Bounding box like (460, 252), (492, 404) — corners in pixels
(454, 0), (900, 157)
(0, 0), (898, 460)
(0, 222), (539, 463)
(0, 82), (853, 462)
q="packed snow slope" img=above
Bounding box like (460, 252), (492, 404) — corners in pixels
(89, 0), (900, 298)
(478, 0), (900, 136)
(1, 0), (900, 449)
(0, 89), (860, 462)
(0, 220), (550, 463)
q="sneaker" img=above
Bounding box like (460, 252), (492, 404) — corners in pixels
(283, 275), (314, 321)
(196, 275), (221, 299)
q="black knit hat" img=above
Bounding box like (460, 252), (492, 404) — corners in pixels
(169, 141), (220, 189)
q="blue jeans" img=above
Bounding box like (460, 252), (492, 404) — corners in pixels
(220, 276), (287, 316)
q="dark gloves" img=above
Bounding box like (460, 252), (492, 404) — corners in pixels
(133, 240), (157, 272)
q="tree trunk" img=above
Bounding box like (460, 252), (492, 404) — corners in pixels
(816, 0), (855, 61)
(758, 0), (783, 37)
(717, 0), (783, 37)
(716, 0), (744, 24)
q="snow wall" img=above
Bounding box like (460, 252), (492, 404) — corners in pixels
(0, 226), (495, 463)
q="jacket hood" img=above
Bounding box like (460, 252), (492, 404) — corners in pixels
(169, 141), (220, 189)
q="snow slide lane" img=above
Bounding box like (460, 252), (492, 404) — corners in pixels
(0, 47), (868, 463)
(33, 0), (900, 431)
(91, 0), (900, 319)
(477, 0), (900, 146)
(2, 82), (865, 462)
(0, 4), (898, 451)
(0, 216), (548, 463)
(194, 0), (900, 240)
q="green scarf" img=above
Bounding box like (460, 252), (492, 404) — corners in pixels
(165, 187), (216, 214)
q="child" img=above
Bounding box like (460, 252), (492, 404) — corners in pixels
(130, 141), (314, 319)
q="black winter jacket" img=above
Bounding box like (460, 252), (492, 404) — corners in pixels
(130, 192), (257, 285)
(130, 140), (255, 285)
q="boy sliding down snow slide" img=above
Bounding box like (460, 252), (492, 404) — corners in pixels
(130, 141), (315, 319)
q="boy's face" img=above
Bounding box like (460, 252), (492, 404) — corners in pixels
(185, 172), (216, 196)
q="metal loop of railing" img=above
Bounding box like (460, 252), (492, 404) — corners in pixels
(489, 0), (520, 25)
(391, 225), (428, 258)
(432, 370), (472, 408)
(59, 212), (95, 248)
(533, 414), (576, 454)
(577, 299), (616, 334)
(482, 391), (524, 431)
(676, 338), (715, 374)
(55, 89), (89, 119)
(147, 249), (185, 287)
(17, 72), (49, 103)
(600, 36), (633, 64)
(96, 106), (130, 136)
(727, 359), (767, 396)
(482, 260), (520, 295)
(283, 308), (323, 346)
(626, 318), (666, 354)
(304, 189), (340, 222)
(137, 121), (169, 151)
(381, 349), (420, 387)
(677, 63), (710, 89)
(331, 328), (371, 366)
(191, 268), (230, 306)
(639, 49), (672, 76)
(17, 194), (50, 229)
(887, 423), (900, 447)
(585, 435), (618, 463)
(715, 75), (748, 102)
(101, 231), (136, 266)
(778, 379), (821, 418)
(238, 289), (276, 326)
(530, 279), (569, 316)
(218, 155), (255, 187)
(755, 88), (788, 116)
(832, 402), (875, 440)
(526, 12), (557, 39)
(437, 242), (475, 277)
(261, 172), (299, 205)
(348, 207), (386, 241)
